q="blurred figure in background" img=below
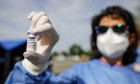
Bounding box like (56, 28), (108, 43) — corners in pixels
(80, 54), (87, 62)
(5, 6), (140, 84)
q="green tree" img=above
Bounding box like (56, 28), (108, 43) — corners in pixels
(61, 51), (69, 56)
(52, 51), (59, 56)
(69, 44), (84, 56)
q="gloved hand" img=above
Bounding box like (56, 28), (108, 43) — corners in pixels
(132, 64), (140, 72)
(22, 12), (59, 75)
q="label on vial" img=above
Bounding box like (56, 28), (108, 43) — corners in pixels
(26, 33), (37, 52)
(26, 41), (36, 51)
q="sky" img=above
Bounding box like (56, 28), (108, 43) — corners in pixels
(0, 0), (140, 52)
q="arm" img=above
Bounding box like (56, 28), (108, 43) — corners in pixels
(5, 12), (76, 84)
(5, 61), (77, 84)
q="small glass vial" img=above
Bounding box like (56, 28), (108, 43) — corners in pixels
(26, 33), (37, 52)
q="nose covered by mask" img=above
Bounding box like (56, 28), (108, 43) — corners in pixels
(97, 28), (129, 59)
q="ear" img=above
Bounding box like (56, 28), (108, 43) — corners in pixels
(129, 33), (136, 46)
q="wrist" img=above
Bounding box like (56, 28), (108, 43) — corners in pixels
(22, 58), (49, 76)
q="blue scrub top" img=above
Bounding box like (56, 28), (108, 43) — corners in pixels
(5, 60), (140, 84)
(5, 48), (140, 84)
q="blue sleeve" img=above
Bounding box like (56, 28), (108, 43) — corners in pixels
(135, 47), (140, 63)
(5, 61), (77, 84)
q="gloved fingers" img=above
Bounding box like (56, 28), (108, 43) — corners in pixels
(27, 28), (34, 34)
(132, 64), (140, 72)
(33, 23), (53, 35)
(27, 12), (37, 20)
(36, 16), (50, 27)
(23, 51), (42, 65)
(27, 12), (37, 30)
(31, 12), (46, 29)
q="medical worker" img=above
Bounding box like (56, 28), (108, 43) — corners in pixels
(5, 6), (140, 84)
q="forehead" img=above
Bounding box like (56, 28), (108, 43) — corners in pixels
(99, 15), (126, 26)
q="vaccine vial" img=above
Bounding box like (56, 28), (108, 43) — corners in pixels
(26, 33), (37, 52)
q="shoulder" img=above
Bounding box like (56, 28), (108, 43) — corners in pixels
(71, 59), (99, 71)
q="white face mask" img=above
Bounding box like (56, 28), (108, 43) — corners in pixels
(97, 28), (129, 59)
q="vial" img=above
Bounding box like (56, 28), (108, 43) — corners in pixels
(26, 33), (37, 52)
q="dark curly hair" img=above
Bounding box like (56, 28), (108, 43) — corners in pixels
(91, 6), (139, 65)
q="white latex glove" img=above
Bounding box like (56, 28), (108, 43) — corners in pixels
(132, 63), (140, 73)
(22, 12), (59, 75)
